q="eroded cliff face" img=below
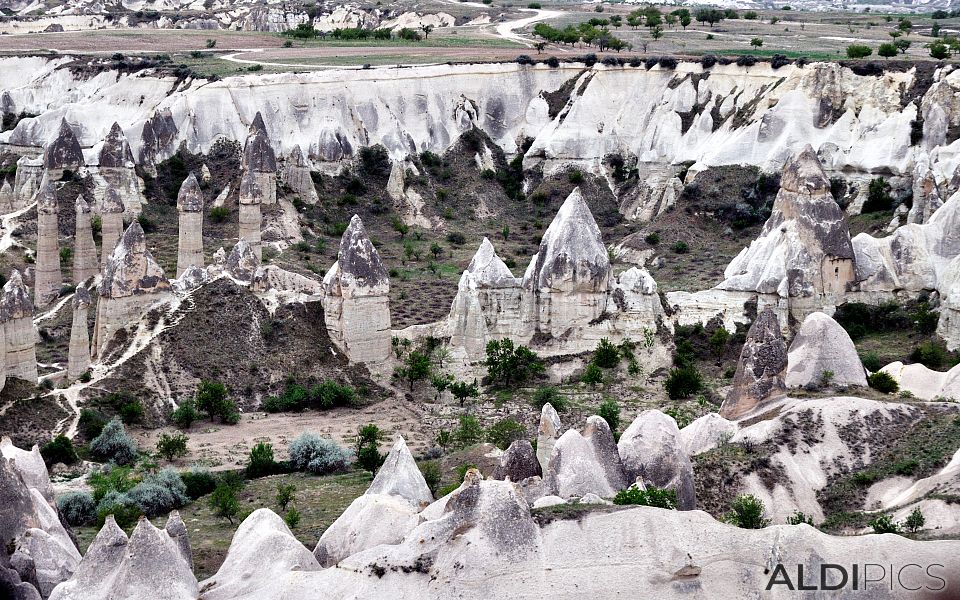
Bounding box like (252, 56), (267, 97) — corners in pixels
(0, 58), (944, 198)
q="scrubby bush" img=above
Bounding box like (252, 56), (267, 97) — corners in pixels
(846, 44), (873, 59)
(487, 418), (526, 450)
(195, 380), (239, 423)
(96, 490), (141, 527)
(79, 409), (108, 439)
(869, 514), (900, 534)
(41, 435), (78, 466)
(90, 418), (138, 465)
(671, 240), (689, 254)
(57, 491), (96, 526)
(905, 507), (925, 533)
(418, 461), (442, 494)
(861, 351), (882, 373)
(598, 399), (620, 432)
(911, 341), (950, 369)
(354, 424), (385, 473)
(209, 206), (230, 223)
(868, 371), (899, 394)
(593, 338), (620, 368)
(453, 414), (486, 448)
(127, 483), (179, 517)
(288, 433), (352, 474)
(700, 54), (717, 69)
(726, 494), (770, 528)
(285, 507), (302, 529)
(786, 511), (815, 526)
(665, 365), (703, 399)
(531, 386), (567, 412)
(582, 363), (603, 385)
(181, 468), (217, 499)
(246, 442), (280, 478)
(613, 485), (677, 509)
(645, 232), (660, 245)
(119, 400), (144, 424)
(862, 177), (893, 213)
(209, 483), (240, 524)
(170, 400), (198, 428)
(484, 339), (545, 387)
(156, 432), (189, 461)
(276, 483), (296, 511)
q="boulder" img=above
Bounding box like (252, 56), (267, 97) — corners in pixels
(543, 419), (625, 499)
(34, 176), (61, 307)
(200, 509), (319, 600)
(366, 436), (433, 506)
(617, 410), (696, 510)
(72, 197), (98, 284)
(225, 240), (260, 285)
(175, 172), (204, 277)
(679, 413), (737, 456)
(784, 312), (866, 388)
(535, 402), (562, 474)
(1, 271), (37, 383)
(321, 214), (391, 363)
(721, 307), (788, 419)
(67, 288), (91, 381)
(521, 187), (611, 338)
(492, 439), (541, 482)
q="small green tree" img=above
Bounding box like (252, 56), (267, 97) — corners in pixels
(846, 44), (873, 59)
(593, 338), (620, 368)
(40, 435), (78, 466)
(170, 400), (198, 429)
(454, 414), (485, 448)
(195, 380), (238, 424)
(276, 483), (296, 511)
(894, 38), (911, 54)
(598, 399), (620, 432)
(285, 507), (301, 529)
(397, 351), (432, 391)
(484, 339), (545, 388)
(869, 514), (900, 534)
(750, 37), (763, 47)
(709, 327), (730, 359)
(245, 442), (277, 478)
(726, 494), (770, 529)
(905, 507), (925, 533)
(878, 42), (898, 58)
(449, 379), (480, 407)
(665, 365), (703, 399)
(930, 41), (950, 60)
(582, 363), (603, 386)
(156, 432), (189, 461)
(613, 485), (677, 508)
(209, 484), (240, 524)
(487, 418), (526, 450)
(786, 511), (815, 526)
(355, 424), (385, 473)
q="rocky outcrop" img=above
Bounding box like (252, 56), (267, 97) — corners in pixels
(907, 164), (943, 225)
(67, 287), (91, 381)
(784, 312), (866, 389)
(34, 176), (61, 307)
(1, 271), (36, 383)
(446, 238), (522, 360)
(520, 188), (611, 339)
(92, 222), (171, 358)
(225, 240), (259, 284)
(717, 146), (855, 321)
(544, 416), (626, 499)
(0, 179), (14, 213)
(280, 145), (318, 204)
(42, 119), (82, 178)
(322, 214), (391, 364)
(12, 157), (43, 211)
(49, 516), (196, 600)
(238, 170), (263, 262)
(880, 361), (960, 401)
(72, 197), (97, 284)
(492, 439), (541, 482)
(99, 188), (125, 267)
(175, 173), (204, 277)
(365, 436), (433, 506)
(241, 112), (277, 205)
(96, 122), (143, 214)
(535, 402), (562, 474)
(939, 256), (960, 350)
(163, 511), (192, 571)
(679, 413), (738, 456)
(617, 410), (696, 510)
(721, 308), (788, 419)
(200, 509), (319, 600)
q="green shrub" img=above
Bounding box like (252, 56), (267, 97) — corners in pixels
(41, 435), (78, 466)
(645, 232), (660, 245)
(57, 491), (96, 526)
(868, 371), (899, 394)
(531, 387), (567, 412)
(90, 418), (138, 465)
(156, 432), (189, 461)
(593, 338), (620, 368)
(862, 177), (893, 213)
(484, 339), (545, 387)
(911, 341), (949, 369)
(905, 507), (925, 533)
(725, 494), (770, 529)
(181, 469), (217, 499)
(209, 206), (229, 223)
(356, 444), (385, 473)
(671, 240), (689, 254)
(209, 483), (240, 524)
(79, 409), (108, 439)
(869, 514), (900, 534)
(288, 433), (352, 474)
(246, 442), (279, 478)
(582, 363), (603, 386)
(170, 400), (198, 429)
(786, 511), (815, 526)
(861, 351), (882, 372)
(487, 418), (526, 450)
(119, 400), (144, 424)
(454, 414), (486, 448)
(96, 491), (141, 528)
(568, 169), (583, 184)
(613, 485), (677, 509)
(665, 365), (703, 399)
(846, 44), (873, 59)
(598, 399), (620, 432)
(285, 507), (302, 529)
(276, 483), (296, 511)
(418, 461), (442, 494)
(195, 380), (239, 423)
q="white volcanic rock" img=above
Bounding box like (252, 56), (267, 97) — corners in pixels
(238, 169), (263, 261)
(907, 164), (943, 225)
(721, 308), (788, 419)
(543, 416), (626, 499)
(492, 440), (541, 482)
(1, 271), (37, 383)
(171, 265), (208, 293)
(92, 222), (171, 358)
(42, 118), (82, 175)
(784, 312), (866, 388)
(606, 266), (666, 327)
(322, 214), (391, 363)
(521, 188), (611, 339)
(225, 240), (259, 284)
(0, 179), (14, 213)
(98, 187), (125, 267)
(67, 287), (91, 380)
(938, 255), (960, 350)
(241, 112), (277, 205)
(96, 122), (143, 214)
(312, 493), (421, 568)
(175, 173), (204, 277)
(880, 361), (960, 401)
(200, 509), (319, 600)
(34, 176), (62, 307)
(717, 145), (855, 320)
(72, 197), (98, 284)
(280, 145), (318, 204)
(250, 265), (324, 298)
(49, 516), (196, 600)
(617, 410), (696, 510)
(366, 436), (433, 506)
(97, 122), (135, 169)
(679, 413), (738, 457)
(535, 402), (562, 475)
(12, 156), (43, 211)
(446, 238), (522, 360)
(0, 438), (54, 503)
(163, 511), (192, 572)
(618, 167), (682, 223)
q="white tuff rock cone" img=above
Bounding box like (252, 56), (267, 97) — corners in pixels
(521, 187), (611, 339)
(784, 311), (867, 388)
(98, 122), (143, 214)
(13, 156), (44, 210)
(34, 176), (62, 307)
(42, 118), (83, 178)
(49, 516), (198, 600)
(164, 511), (193, 571)
(721, 307), (788, 419)
(238, 170), (263, 261)
(322, 214), (391, 363)
(618, 410), (697, 510)
(366, 436), (433, 505)
(67, 287), (91, 381)
(241, 111), (277, 205)
(92, 222), (171, 358)
(536, 402), (562, 474)
(717, 145), (855, 321)
(99, 187), (125, 267)
(175, 173), (204, 277)
(1, 270), (37, 383)
(73, 196), (98, 283)
(280, 145), (318, 204)
(0, 179), (13, 213)
(544, 416), (627, 498)
(446, 237), (521, 359)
